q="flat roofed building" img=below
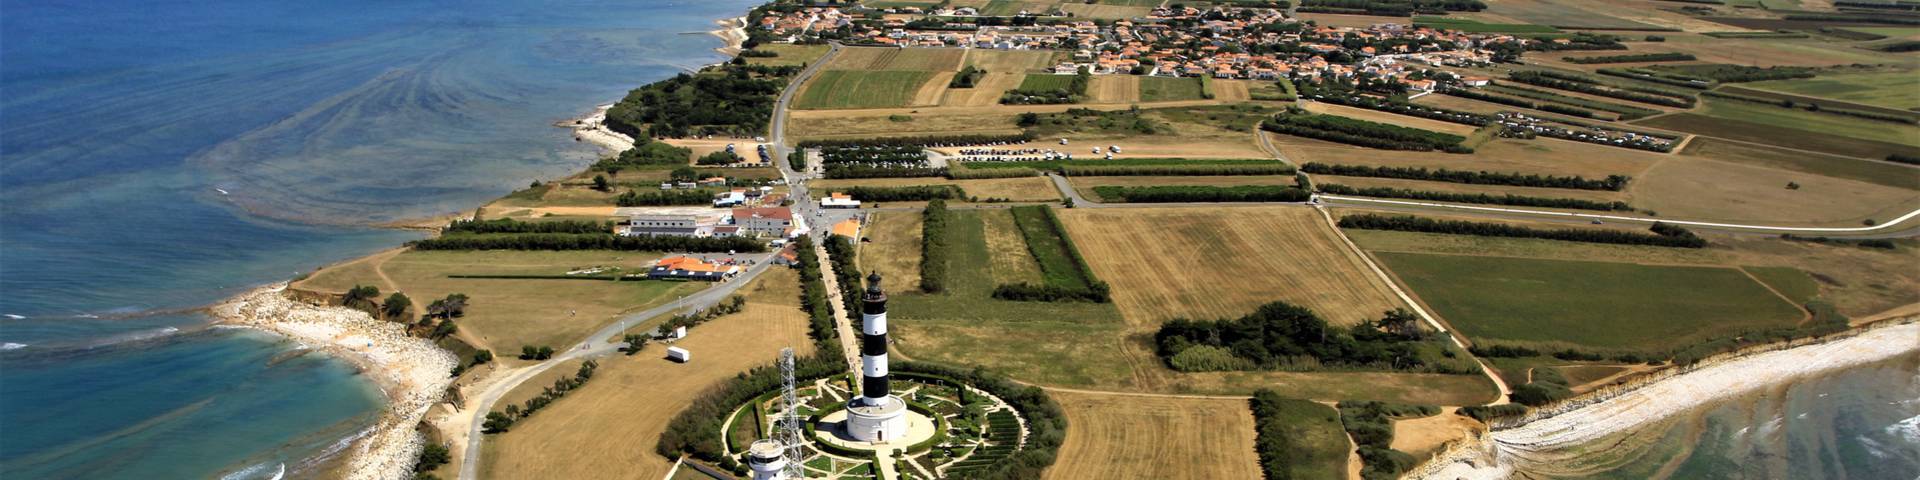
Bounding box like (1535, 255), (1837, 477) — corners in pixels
(623, 214), (703, 237)
(732, 207), (794, 238)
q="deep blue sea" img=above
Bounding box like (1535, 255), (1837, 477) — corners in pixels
(0, 0), (745, 477)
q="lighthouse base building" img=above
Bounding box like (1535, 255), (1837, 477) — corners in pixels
(845, 273), (911, 443)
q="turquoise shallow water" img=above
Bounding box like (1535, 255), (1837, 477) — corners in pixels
(0, 0), (746, 476)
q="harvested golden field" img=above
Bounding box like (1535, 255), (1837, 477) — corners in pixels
(1210, 79), (1253, 102)
(1679, 136), (1920, 190)
(912, 72), (956, 106)
(1630, 156), (1920, 226)
(811, 176), (1061, 202)
(1269, 133), (1664, 178)
(1058, 206), (1404, 325)
(1085, 75), (1141, 104)
(1045, 392), (1261, 480)
(941, 72), (1025, 106)
(788, 112), (1021, 141)
(1390, 408), (1481, 459)
(859, 211), (924, 289)
(963, 49), (1060, 72)
(1069, 175), (1295, 201)
(484, 268), (811, 480)
(1318, 174), (1630, 205)
(297, 250), (704, 350)
(745, 43), (830, 67)
(1302, 102), (1479, 135)
(822, 46), (966, 71)
(1639, 34), (1891, 67)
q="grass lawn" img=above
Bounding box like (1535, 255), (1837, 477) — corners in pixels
(1138, 76), (1205, 102)
(1745, 71), (1920, 111)
(1007, 205), (1094, 290)
(1250, 397), (1351, 480)
(745, 43), (831, 67)
(1376, 252), (1806, 354)
(297, 250), (706, 351)
(795, 70), (935, 109)
(484, 268), (811, 479)
(1742, 266), (1820, 305)
(1017, 73), (1078, 92)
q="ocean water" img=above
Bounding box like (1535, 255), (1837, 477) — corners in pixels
(1529, 356), (1920, 480)
(0, 0), (746, 476)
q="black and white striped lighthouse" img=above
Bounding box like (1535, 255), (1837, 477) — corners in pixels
(844, 272), (909, 442)
(858, 272), (891, 405)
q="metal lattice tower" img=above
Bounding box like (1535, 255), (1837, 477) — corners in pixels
(776, 347), (806, 479)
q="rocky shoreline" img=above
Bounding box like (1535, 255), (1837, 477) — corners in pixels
(211, 284), (457, 480)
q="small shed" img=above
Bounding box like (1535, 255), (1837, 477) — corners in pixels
(667, 347), (691, 363)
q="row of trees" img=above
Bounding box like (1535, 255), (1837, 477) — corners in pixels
(615, 189), (720, 207)
(1596, 68), (1713, 90)
(1156, 303), (1437, 372)
(1296, 0), (1486, 16)
(483, 360), (599, 433)
(1249, 390), (1318, 480)
(409, 233), (766, 253)
(920, 200), (953, 294)
(1486, 84), (1659, 119)
(1563, 52), (1695, 64)
(1301, 163), (1631, 191)
(819, 145), (929, 166)
(824, 165), (945, 179)
(839, 185), (966, 202)
(1264, 109), (1471, 153)
(797, 133), (1035, 149)
(1092, 185), (1312, 203)
(824, 234), (865, 326)
(1302, 91), (1491, 126)
(444, 218), (611, 234)
(1701, 90), (1919, 125)
(1060, 163), (1295, 177)
(1649, 64), (1815, 83)
(1507, 71), (1695, 108)
(1318, 184), (1635, 211)
(1440, 87), (1602, 119)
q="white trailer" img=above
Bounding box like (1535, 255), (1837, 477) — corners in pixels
(667, 346), (691, 363)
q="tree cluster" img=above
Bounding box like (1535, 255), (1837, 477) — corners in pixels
(1301, 163), (1630, 191)
(1060, 163), (1296, 176)
(838, 185), (966, 202)
(823, 165), (946, 179)
(1156, 303), (1435, 372)
(919, 200), (953, 293)
(798, 133), (1035, 149)
(1001, 70), (1090, 105)
(604, 67), (782, 139)
(949, 65), (986, 88)
(593, 140), (695, 173)
(444, 218), (611, 234)
(408, 233), (766, 253)
(1092, 185), (1311, 203)
(1317, 184), (1634, 211)
(1263, 110), (1470, 153)
(1339, 401), (1431, 480)
(615, 189), (722, 207)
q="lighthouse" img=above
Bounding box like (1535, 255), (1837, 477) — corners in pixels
(844, 272), (909, 442)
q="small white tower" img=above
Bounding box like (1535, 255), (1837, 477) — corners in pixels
(746, 439), (789, 480)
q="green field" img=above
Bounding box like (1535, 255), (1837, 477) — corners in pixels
(1744, 72), (1920, 111)
(795, 70), (933, 109)
(1008, 206), (1095, 290)
(1096, 0), (1161, 6)
(1017, 73), (1078, 91)
(1634, 99), (1920, 159)
(1742, 266), (1820, 305)
(1250, 395), (1350, 480)
(744, 43), (832, 67)
(1377, 252), (1805, 354)
(1414, 17), (1560, 34)
(1138, 76), (1206, 102)
(981, 0), (1055, 15)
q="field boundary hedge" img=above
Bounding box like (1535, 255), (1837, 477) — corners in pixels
(1337, 214), (1706, 248)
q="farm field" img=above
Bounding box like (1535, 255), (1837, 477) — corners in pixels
(1211, 79), (1253, 102)
(1413, 17), (1560, 34)
(745, 43), (831, 67)
(1068, 175), (1296, 202)
(1138, 76), (1205, 102)
(1628, 156), (1920, 226)
(1467, 0), (1663, 30)
(1344, 229), (1920, 319)
(788, 111), (1021, 141)
(941, 72), (1027, 106)
(962, 48), (1061, 72)
(1044, 392), (1261, 480)
(821, 46), (965, 71)
(482, 268), (811, 479)
(810, 176), (1062, 202)
(1084, 75), (1140, 104)
(294, 250), (705, 351)
(1374, 252), (1806, 354)
(1058, 3), (1153, 19)
(1743, 266), (1821, 305)
(1744, 72), (1920, 111)
(980, 0), (1055, 16)
(1677, 137), (1920, 190)
(1017, 73), (1078, 92)
(1631, 33), (1893, 66)
(794, 70), (937, 109)
(980, 208), (1047, 285)
(1318, 174), (1630, 205)
(1633, 99), (1920, 159)
(1265, 132), (1664, 179)
(1391, 407), (1481, 459)
(1056, 206), (1403, 326)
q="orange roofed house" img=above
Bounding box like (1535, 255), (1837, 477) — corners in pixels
(647, 255), (741, 281)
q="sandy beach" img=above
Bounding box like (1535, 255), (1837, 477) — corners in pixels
(1410, 320), (1920, 480)
(565, 104), (636, 154)
(710, 16), (748, 57)
(211, 284), (458, 480)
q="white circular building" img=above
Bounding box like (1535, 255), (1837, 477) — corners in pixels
(746, 439), (790, 480)
(845, 273), (910, 442)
